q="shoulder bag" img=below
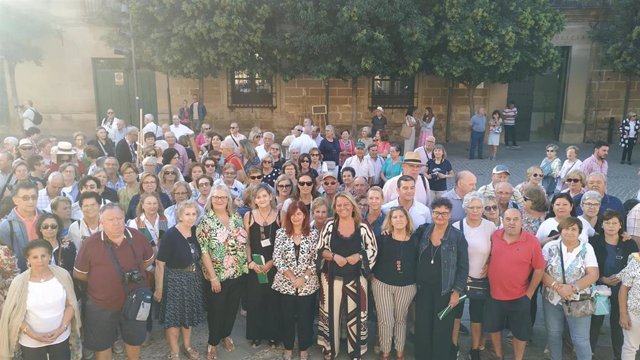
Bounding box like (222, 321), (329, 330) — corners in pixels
(459, 219), (490, 299)
(559, 244), (595, 317)
(106, 230), (152, 321)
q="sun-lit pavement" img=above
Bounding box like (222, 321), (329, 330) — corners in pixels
(140, 141), (640, 360)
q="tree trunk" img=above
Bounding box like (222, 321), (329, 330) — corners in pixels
(7, 62), (20, 132)
(467, 84), (476, 119)
(445, 79), (454, 142)
(623, 76), (631, 121)
(166, 72), (172, 120)
(351, 77), (358, 137)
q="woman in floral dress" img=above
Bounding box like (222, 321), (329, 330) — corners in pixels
(197, 184), (249, 360)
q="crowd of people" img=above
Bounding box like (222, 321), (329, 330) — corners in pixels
(0, 103), (639, 360)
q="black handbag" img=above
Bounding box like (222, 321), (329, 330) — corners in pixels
(458, 220), (490, 299)
(106, 230), (152, 321)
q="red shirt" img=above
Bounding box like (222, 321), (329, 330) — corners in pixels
(74, 228), (154, 311)
(488, 229), (545, 301)
(225, 153), (243, 172)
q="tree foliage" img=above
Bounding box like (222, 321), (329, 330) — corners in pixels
(426, 0), (564, 110)
(0, 3), (57, 68)
(590, 0), (640, 78)
(281, 0), (434, 80)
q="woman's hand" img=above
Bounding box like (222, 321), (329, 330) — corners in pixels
(293, 277), (305, 289)
(346, 254), (361, 265)
(153, 289), (162, 302)
(479, 263), (489, 278)
(601, 275), (621, 286)
(620, 311), (632, 330)
(333, 254), (348, 267)
(556, 284), (574, 300)
(210, 278), (222, 293)
(448, 291), (460, 308)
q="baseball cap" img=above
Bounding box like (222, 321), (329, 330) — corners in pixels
(355, 141), (366, 148)
(492, 165), (510, 175)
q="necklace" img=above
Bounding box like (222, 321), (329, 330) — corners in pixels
(258, 208), (273, 241)
(429, 240), (441, 265)
(31, 270), (52, 283)
(396, 240), (404, 274)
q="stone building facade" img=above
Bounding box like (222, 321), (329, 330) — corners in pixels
(0, 0), (637, 146)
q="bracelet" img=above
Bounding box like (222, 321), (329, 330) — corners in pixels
(331, 252), (335, 261)
(551, 281), (557, 288)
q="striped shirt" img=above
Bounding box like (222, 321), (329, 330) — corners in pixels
(502, 107), (518, 126)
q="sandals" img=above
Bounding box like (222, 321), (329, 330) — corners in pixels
(206, 345), (217, 360)
(181, 345), (200, 360)
(167, 353), (180, 359)
(379, 353), (390, 360)
(222, 337), (235, 352)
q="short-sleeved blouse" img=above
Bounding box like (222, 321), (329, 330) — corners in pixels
(618, 254), (640, 316)
(196, 212), (248, 281)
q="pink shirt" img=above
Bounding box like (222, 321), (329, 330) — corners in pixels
(580, 154), (608, 176)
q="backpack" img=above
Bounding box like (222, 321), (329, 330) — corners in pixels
(31, 108), (43, 125)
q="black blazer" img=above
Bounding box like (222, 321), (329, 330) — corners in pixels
(590, 234), (638, 283)
(87, 138), (115, 157)
(115, 139), (136, 166)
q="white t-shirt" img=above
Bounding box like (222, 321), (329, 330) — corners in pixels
(170, 124), (195, 140)
(19, 278), (71, 348)
(142, 122), (164, 139)
(289, 134), (317, 155)
(256, 145), (269, 160)
(542, 239), (598, 269)
(452, 218), (497, 278)
(381, 200), (432, 228)
(630, 120), (638, 138)
(536, 217), (592, 244)
(343, 155), (373, 179)
(382, 174), (431, 207)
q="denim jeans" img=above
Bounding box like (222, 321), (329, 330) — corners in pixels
(543, 299), (592, 360)
(469, 131), (484, 159)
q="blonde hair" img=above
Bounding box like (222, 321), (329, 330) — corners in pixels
(381, 206), (414, 235)
(332, 192), (362, 224)
(205, 184), (234, 215)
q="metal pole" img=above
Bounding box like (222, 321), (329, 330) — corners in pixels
(129, 10), (139, 118)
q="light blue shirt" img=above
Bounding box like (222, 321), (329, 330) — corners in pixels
(470, 114), (486, 132)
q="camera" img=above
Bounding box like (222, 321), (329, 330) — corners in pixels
(124, 270), (143, 285)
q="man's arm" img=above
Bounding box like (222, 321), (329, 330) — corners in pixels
(527, 268), (544, 298)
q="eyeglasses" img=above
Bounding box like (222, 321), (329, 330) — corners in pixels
(433, 211), (450, 218)
(230, 126), (238, 129)
(41, 224), (58, 230)
(531, 173), (543, 178)
(310, 153), (320, 157)
(484, 205), (498, 211)
(224, 172), (236, 176)
(198, 182), (211, 187)
(263, 160), (272, 164)
(142, 181), (156, 185)
(296, 129), (303, 132)
(172, 155), (180, 160)
(255, 134), (262, 138)
(212, 195), (228, 201)
(299, 181), (314, 187)
(582, 202), (600, 207)
(83, 184), (97, 190)
(523, 196), (530, 201)
(277, 184), (292, 189)
(17, 195), (37, 202)
(165, 171), (176, 175)
(249, 175), (263, 180)
(566, 178), (581, 183)
(546, 149), (556, 152)
(173, 191), (189, 196)
(20, 147), (33, 150)
(324, 181), (337, 186)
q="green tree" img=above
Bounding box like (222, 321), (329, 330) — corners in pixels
(0, 3), (57, 125)
(282, 0), (434, 131)
(427, 0), (564, 115)
(591, 0), (640, 118)
(104, 0), (272, 100)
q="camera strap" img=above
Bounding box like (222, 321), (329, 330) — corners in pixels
(104, 229), (139, 292)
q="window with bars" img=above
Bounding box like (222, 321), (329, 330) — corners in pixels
(228, 70), (275, 108)
(370, 76), (415, 108)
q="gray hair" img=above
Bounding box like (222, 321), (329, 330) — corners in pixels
(175, 199), (201, 222)
(144, 114), (155, 122)
(325, 125), (335, 133)
(546, 144), (559, 152)
(462, 191), (485, 209)
(587, 172), (607, 184)
(126, 126), (139, 135)
(47, 171), (63, 182)
(581, 190), (602, 205)
(142, 156), (157, 165)
(263, 131), (274, 140)
(99, 202), (124, 218)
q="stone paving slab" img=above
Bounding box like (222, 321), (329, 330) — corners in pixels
(140, 141), (640, 360)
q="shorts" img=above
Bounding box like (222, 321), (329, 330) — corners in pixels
(83, 300), (147, 351)
(483, 295), (532, 341)
(454, 297), (485, 323)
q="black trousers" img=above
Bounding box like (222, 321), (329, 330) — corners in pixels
(206, 276), (245, 346)
(414, 284), (455, 360)
(504, 125), (517, 146)
(280, 293), (317, 351)
(622, 140), (636, 162)
(22, 338), (71, 360)
(590, 289), (622, 360)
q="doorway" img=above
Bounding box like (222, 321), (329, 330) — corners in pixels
(507, 46), (570, 142)
(92, 58), (157, 127)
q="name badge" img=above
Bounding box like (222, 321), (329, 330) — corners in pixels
(261, 239), (271, 247)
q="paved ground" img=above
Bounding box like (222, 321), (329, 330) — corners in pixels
(139, 141), (640, 360)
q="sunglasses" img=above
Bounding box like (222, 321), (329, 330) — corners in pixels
(277, 184), (292, 189)
(566, 178), (581, 183)
(165, 171), (176, 175)
(205, 164), (215, 168)
(230, 126), (238, 129)
(41, 223), (58, 230)
(484, 205), (498, 211)
(531, 173), (543, 178)
(299, 181), (314, 187)
(310, 153), (320, 157)
(323, 181), (337, 186)
(523, 196), (530, 201)
(546, 149), (556, 152)
(296, 129), (303, 132)
(249, 175), (263, 180)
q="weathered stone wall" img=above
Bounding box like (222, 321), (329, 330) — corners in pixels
(157, 73), (490, 145)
